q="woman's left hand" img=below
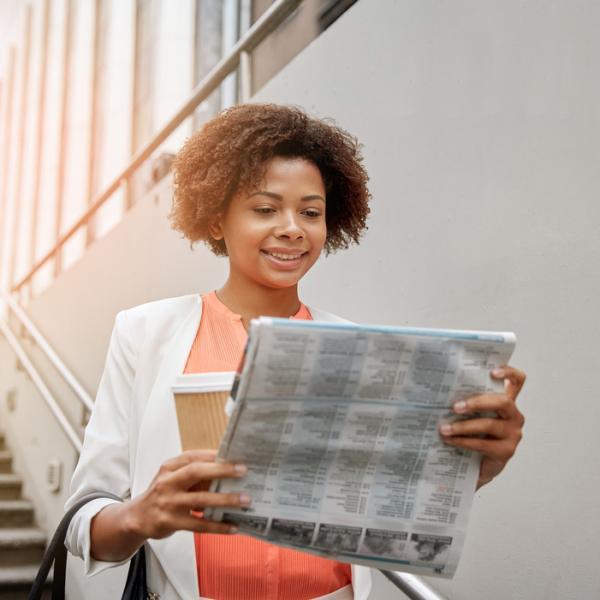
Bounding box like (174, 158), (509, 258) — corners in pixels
(439, 365), (526, 489)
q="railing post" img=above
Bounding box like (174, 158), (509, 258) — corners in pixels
(238, 0), (253, 103)
(9, 6), (33, 292)
(221, 0), (240, 110)
(0, 48), (16, 294)
(239, 51), (252, 103)
(28, 0), (50, 295)
(54, 0), (75, 280)
(86, 0), (102, 249)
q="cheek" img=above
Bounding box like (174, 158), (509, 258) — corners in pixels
(224, 221), (265, 254)
(243, 219), (272, 240)
(314, 223), (327, 250)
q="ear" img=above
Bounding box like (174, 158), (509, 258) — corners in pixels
(207, 214), (224, 240)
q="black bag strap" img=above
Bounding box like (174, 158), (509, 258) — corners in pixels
(28, 491), (126, 600)
(121, 543), (148, 600)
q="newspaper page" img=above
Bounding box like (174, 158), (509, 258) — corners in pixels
(207, 318), (516, 577)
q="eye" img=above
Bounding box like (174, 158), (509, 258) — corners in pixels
(253, 207), (276, 215)
(303, 209), (322, 218)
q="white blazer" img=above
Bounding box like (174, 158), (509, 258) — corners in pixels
(65, 294), (372, 600)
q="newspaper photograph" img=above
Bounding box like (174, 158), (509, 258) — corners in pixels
(207, 318), (516, 577)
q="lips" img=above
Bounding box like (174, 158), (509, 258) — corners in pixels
(261, 250), (306, 261)
(260, 249), (308, 269)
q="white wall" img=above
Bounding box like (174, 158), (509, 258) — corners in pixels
(250, 2), (600, 598)
(1, 0), (599, 598)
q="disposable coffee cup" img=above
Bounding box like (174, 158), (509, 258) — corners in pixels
(172, 372), (236, 451)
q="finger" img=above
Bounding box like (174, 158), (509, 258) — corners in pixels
(491, 365), (526, 401)
(170, 461), (247, 490)
(441, 436), (515, 460)
(440, 418), (506, 439)
(175, 513), (240, 535)
(452, 393), (518, 420)
(176, 491), (252, 511)
(160, 449), (219, 473)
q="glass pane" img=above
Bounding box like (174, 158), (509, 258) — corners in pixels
(193, 0), (222, 130)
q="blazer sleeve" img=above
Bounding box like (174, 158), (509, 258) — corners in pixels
(64, 309), (140, 576)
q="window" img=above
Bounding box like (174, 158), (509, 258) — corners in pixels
(193, 0), (223, 130)
(133, 0), (158, 152)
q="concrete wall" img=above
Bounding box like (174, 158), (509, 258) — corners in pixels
(1, 0), (599, 598)
(255, 2), (600, 598)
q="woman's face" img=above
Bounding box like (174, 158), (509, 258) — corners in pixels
(211, 156), (327, 290)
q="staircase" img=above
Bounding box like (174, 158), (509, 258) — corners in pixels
(0, 431), (50, 599)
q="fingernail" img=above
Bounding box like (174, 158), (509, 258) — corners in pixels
(240, 493), (252, 506)
(454, 401), (467, 413)
(234, 464), (248, 476)
(492, 368), (505, 377)
(229, 526), (239, 534)
(440, 423), (453, 436)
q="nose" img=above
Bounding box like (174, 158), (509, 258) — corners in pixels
(274, 210), (304, 240)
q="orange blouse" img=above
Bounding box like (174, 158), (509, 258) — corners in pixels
(184, 291), (352, 600)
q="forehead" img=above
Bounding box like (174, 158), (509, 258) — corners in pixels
(256, 156), (325, 192)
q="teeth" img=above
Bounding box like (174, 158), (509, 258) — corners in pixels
(265, 251), (303, 261)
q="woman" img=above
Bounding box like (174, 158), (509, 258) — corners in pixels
(65, 103), (525, 599)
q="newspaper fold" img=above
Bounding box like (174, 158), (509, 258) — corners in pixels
(205, 318), (516, 577)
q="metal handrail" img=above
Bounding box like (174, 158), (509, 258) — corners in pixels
(381, 571), (449, 600)
(1, 291), (94, 412)
(12, 0), (303, 292)
(0, 317), (82, 452)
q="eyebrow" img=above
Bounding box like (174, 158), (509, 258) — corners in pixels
(248, 190), (325, 202)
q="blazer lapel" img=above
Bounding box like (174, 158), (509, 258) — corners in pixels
(133, 295), (203, 598)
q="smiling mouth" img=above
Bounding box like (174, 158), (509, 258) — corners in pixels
(260, 250), (308, 261)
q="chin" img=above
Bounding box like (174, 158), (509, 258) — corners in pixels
(258, 271), (305, 289)
(254, 269), (304, 289)
(263, 277), (302, 290)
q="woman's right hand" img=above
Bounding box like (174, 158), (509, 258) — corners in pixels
(127, 449), (250, 539)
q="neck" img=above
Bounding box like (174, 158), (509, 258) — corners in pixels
(216, 275), (302, 328)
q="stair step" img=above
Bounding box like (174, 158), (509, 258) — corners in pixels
(0, 528), (46, 567)
(0, 564), (52, 599)
(0, 452), (12, 474)
(0, 564), (41, 585)
(0, 474), (22, 500)
(0, 500), (34, 527)
(0, 563), (52, 585)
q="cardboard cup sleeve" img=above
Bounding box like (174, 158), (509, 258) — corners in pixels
(173, 372), (235, 451)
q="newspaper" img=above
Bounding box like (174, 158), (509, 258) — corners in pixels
(207, 318), (516, 577)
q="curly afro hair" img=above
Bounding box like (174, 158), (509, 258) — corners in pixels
(170, 103), (371, 256)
